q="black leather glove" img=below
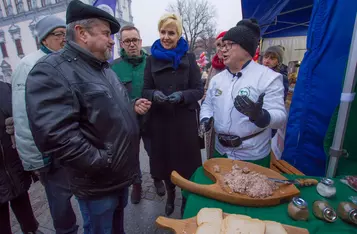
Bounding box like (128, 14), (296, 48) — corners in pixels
(153, 91), (168, 103)
(168, 91), (183, 104)
(234, 93), (271, 128)
(200, 117), (213, 133)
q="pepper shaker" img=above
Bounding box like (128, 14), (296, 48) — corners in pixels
(316, 178), (336, 198)
(288, 197), (309, 221)
(338, 202), (357, 226)
(312, 200), (337, 223)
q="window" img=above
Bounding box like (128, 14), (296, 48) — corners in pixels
(15, 39), (24, 57)
(14, 0), (24, 14)
(41, 0), (49, 7)
(3, 0), (13, 16)
(0, 42), (8, 58)
(27, 0), (32, 10)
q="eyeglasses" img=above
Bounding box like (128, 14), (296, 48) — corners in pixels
(121, 38), (141, 46)
(221, 42), (236, 51)
(50, 32), (66, 38)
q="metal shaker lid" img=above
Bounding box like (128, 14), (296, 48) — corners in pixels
(349, 209), (357, 224)
(322, 207), (338, 222)
(292, 197), (308, 209)
(321, 178), (335, 187)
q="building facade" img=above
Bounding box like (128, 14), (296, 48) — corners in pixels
(0, 0), (133, 83)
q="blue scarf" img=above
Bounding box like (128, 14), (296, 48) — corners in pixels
(151, 37), (189, 70)
(40, 45), (53, 54)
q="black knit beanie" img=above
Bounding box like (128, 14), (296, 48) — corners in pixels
(223, 18), (261, 57)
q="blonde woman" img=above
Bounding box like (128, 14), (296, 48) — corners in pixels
(142, 13), (203, 216)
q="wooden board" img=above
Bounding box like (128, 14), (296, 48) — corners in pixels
(171, 158), (300, 207)
(156, 214), (309, 234)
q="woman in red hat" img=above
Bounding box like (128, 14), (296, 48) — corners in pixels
(203, 31), (227, 99)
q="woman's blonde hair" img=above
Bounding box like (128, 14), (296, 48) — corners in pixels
(158, 13), (183, 36)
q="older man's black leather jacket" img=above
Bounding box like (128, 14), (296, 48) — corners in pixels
(26, 42), (140, 199)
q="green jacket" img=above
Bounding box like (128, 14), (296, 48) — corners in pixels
(111, 49), (147, 100)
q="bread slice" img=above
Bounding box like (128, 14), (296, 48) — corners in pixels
(196, 208), (223, 226)
(221, 214), (252, 232)
(221, 216), (265, 234)
(225, 214), (252, 220)
(195, 222), (221, 234)
(264, 221), (287, 234)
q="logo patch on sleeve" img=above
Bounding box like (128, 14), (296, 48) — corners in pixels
(214, 88), (223, 96)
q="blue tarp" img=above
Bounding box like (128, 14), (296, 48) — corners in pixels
(241, 0), (312, 38)
(242, 0), (357, 176)
(282, 1), (357, 176)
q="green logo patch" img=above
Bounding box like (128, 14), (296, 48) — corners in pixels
(215, 88), (223, 96)
(238, 87), (250, 97)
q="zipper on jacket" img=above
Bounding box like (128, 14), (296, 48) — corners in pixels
(0, 140), (17, 194)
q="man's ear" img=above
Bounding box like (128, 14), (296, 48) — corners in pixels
(75, 25), (88, 44)
(41, 39), (47, 47)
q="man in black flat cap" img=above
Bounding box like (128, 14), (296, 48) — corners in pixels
(25, 1), (151, 233)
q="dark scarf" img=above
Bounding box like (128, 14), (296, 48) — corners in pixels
(211, 54), (225, 70)
(40, 45), (53, 54)
(151, 37), (189, 70)
(120, 48), (146, 67)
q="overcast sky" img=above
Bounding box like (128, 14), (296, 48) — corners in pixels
(131, 0), (242, 46)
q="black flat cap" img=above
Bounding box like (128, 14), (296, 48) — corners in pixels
(66, 0), (120, 34)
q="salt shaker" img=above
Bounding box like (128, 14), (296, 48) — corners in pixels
(316, 178), (336, 198)
(338, 202), (357, 226)
(312, 200), (337, 223)
(288, 197), (309, 221)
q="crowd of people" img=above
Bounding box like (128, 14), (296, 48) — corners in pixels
(0, 0), (289, 233)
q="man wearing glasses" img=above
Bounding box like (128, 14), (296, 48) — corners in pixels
(111, 25), (166, 204)
(200, 19), (287, 167)
(11, 15), (78, 233)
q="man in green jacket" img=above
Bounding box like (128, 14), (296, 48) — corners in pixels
(111, 25), (165, 204)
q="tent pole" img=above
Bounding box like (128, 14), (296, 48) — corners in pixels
(326, 14), (357, 177)
(279, 5), (313, 16)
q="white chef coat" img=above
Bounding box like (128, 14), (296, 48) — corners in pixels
(200, 61), (287, 160)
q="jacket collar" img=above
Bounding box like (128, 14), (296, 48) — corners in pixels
(151, 53), (189, 73)
(63, 41), (109, 70)
(226, 60), (252, 77)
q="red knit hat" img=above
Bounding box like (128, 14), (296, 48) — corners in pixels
(216, 31), (227, 40)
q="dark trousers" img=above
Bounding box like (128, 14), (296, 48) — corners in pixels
(134, 135), (157, 185)
(164, 179), (176, 191)
(40, 166), (78, 234)
(77, 187), (129, 234)
(0, 192), (38, 234)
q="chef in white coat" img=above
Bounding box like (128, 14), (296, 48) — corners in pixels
(200, 19), (287, 167)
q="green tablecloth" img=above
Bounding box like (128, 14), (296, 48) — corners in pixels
(183, 167), (357, 234)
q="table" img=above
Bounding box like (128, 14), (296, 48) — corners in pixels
(183, 167), (357, 234)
